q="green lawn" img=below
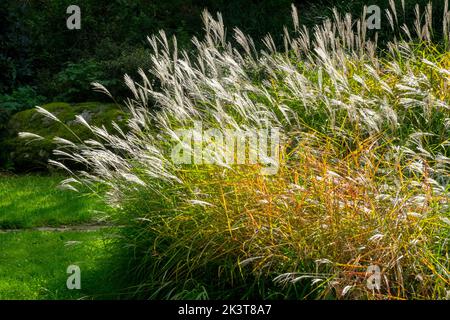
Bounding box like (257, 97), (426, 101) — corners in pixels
(0, 174), (117, 300)
(0, 174), (108, 229)
(0, 230), (114, 299)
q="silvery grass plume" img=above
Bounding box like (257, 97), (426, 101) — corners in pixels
(28, 2), (450, 299)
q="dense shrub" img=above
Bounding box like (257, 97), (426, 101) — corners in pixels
(98, 47), (154, 99)
(0, 109), (11, 132)
(49, 60), (105, 102)
(0, 87), (46, 167)
(0, 86), (46, 113)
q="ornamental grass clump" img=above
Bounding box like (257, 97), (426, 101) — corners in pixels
(27, 1), (449, 299)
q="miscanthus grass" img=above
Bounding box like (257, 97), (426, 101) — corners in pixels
(25, 2), (449, 299)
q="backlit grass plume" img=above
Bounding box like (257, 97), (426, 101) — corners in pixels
(28, 1), (449, 299)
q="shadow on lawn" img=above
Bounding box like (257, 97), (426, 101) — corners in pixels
(0, 228), (125, 300)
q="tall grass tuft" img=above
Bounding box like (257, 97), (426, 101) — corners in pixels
(29, 1), (449, 299)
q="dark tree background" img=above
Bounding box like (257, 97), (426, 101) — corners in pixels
(1, 0), (444, 101)
(0, 0), (446, 172)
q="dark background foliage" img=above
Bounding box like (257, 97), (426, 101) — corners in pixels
(0, 0), (446, 171)
(1, 0), (445, 101)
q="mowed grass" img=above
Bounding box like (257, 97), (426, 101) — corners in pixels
(0, 230), (116, 299)
(0, 174), (118, 300)
(0, 174), (108, 229)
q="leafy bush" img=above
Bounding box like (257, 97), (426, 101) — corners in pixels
(42, 51), (153, 103)
(46, 60), (105, 102)
(98, 47), (153, 98)
(0, 86), (46, 113)
(0, 86), (46, 165)
(0, 108), (12, 170)
(0, 109), (11, 131)
(35, 2), (450, 299)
